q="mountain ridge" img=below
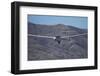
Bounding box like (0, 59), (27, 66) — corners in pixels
(28, 22), (88, 60)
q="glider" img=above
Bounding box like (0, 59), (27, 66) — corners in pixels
(28, 33), (87, 44)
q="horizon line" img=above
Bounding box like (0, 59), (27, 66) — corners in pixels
(28, 21), (87, 29)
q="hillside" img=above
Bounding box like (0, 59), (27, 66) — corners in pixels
(28, 22), (88, 61)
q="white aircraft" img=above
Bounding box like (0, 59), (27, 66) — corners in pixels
(28, 33), (87, 44)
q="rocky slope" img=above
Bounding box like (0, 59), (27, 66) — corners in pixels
(28, 22), (88, 60)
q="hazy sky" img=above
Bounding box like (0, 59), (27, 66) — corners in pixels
(28, 15), (88, 29)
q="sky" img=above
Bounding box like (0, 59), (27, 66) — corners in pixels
(28, 15), (88, 29)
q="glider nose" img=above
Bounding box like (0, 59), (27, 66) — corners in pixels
(53, 37), (56, 40)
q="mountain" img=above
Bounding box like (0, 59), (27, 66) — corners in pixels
(28, 22), (88, 61)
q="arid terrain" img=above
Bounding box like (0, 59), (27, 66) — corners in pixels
(28, 22), (88, 61)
